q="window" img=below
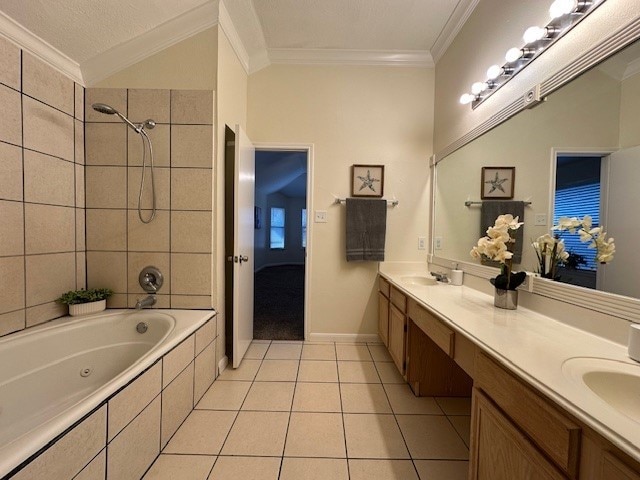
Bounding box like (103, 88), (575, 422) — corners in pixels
(270, 207), (285, 249)
(301, 209), (307, 248)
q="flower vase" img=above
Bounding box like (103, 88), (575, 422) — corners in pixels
(494, 289), (518, 310)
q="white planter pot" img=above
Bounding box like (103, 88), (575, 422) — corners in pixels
(69, 299), (106, 316)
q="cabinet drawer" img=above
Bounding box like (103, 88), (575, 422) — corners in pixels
(476, 352), (581, 479)
(378, 276), (390, 298)
(408, 300), (454, 357)
(390, 285), (407, 312)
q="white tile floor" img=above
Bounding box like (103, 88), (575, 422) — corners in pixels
(144, 341), (470, 480)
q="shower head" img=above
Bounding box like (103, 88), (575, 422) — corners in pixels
(91, 103), (141, 133)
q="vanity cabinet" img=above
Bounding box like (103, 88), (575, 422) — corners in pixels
(377, 277), (390, 347)
(388, 285), (408, 375)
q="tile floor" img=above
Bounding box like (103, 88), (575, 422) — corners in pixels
(144, 341), (471, 480)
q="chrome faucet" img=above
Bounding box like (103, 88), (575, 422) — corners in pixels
(430, 271), (449, 283)
(135, 295), (157, 310)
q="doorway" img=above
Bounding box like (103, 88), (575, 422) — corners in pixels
(253, 149), (309, 340)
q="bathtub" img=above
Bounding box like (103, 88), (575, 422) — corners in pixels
(0, 308), (215, 478)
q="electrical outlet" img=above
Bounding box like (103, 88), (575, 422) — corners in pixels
(534, 213), (547, 226)
(418, 236), (426, 250)
(435, 237), (443, 250)
(314, 210), (327, 223)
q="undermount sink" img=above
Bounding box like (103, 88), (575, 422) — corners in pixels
(400, 275), (438, 286)
(561, 357), (640, 423)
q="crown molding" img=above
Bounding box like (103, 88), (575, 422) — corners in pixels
(249, 50), (271, 74)
(623, 56), (640, 80)
(81, 1), (220, 86)
(0, 10), (82, 84)
(430, 0), (480, 64)
(218, 0), (250, 74)
(268, 48), (434, 68)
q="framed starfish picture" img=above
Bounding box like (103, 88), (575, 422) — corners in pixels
(481, 167), (515, 199)
(351, 164), (384, 198)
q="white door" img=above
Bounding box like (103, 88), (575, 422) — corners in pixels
(232, 125), (255, 367)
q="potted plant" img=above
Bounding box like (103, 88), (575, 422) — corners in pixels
(470, 214), (527, 309)
(57, 288), (113, 316)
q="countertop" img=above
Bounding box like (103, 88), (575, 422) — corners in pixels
(378, 263), (640, 462)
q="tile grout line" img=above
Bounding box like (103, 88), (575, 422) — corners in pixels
(19, 48), (27, 330)
(334, 342), (351, 480)
(275, 342), (301, 479)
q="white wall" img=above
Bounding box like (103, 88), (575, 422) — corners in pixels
(248, 65), (434, 337)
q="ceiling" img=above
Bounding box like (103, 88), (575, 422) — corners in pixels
(0, 0), (477, 84)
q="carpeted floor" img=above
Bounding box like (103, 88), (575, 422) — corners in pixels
(253, 265), (305, 340)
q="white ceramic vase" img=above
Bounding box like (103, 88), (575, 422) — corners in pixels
(69, 299), (106, 316)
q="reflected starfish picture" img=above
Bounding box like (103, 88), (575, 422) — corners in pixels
(485, 171), (508, 194)
(357, 170), (380, 192)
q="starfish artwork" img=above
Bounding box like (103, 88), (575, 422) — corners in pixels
(485, 171), (508, 194)
(357, 170), (381, 193)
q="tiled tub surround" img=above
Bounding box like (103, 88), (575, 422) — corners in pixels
(0, 37), (86, 336)
(0, 309), (217, 479)
(84, 87), (215, 310)
(378, 262), (640, 464)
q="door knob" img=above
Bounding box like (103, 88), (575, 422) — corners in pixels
(239, 255), (249, 264)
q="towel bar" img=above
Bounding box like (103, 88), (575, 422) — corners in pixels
(335, 198), (399, 207)
(465, 200), (532, 207)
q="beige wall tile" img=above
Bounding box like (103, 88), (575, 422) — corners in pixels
(171, 169), (212, 211)
(76, 164), (85, 207)
(74, 449), (105, 480)
(75, 83), (85, 121)
(163, 334), (195, 387)
(85, 88), (127, 123)
(194, 342), (216, 404)
(85, 166), (127, 208)
(0, 309), (25, 336)
(0, 36), (20, 90)
(0, 200), (24, 256)
(144, 454), (215, 480)
(0, 142), (23, 201)
(86, 209), (127, 251)
(171, 253), (211, 295)
(161, 362), (194, 448)
(107, 397), (160, 480)
(195, 317), (216, 354)
(0, 84), (22, 145)
(26, 301), (67, 327)
(171, 125), (213, 168)
(108, 362), (161, 441)
(127, 166), (170, 210)
(171, 90), (214, 125)
(87, 251), (127, 293)
(24, 150), (75, 206)
(107, 293), (128, 308)
(0, 257), (25, 314)
(22, 52), (74, 115)
(26, 252), (75, 306)
(12, 406), (106, 480)
(85, 123), (127, 165)
(76, 208), (86, 250)
(128, 124), (170, 167)
(23, 97), (74, 161)
(76, 252), (86, 289)
(128, 89), (170, 124)
(127, 251), (170, 295)
(128, 210), (169, 252)
(25, 204), (75, 254)
(170, 294), (212, 309)
(171, 211), (212, 253)
(75, 119), (85, 164)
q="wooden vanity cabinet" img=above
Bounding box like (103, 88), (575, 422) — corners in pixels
(377, 277), (390, 347)
(388, 285), (408, 375)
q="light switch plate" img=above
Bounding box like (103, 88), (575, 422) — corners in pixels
(314, 210), (328, 223)
(418, 237), (426, 250)
(534, 213), (547, 226)
(435, 237), (443, 250)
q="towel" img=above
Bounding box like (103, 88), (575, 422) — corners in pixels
(480, 200), (525, 264)
(346, 198), (387, 262)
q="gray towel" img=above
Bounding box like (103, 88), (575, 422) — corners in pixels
(346, 198), (387, 262)
(480, 201), (525, 264)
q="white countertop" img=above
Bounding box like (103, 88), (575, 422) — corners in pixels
(379, 263), (640, 461)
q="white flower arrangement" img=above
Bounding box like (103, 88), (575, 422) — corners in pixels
(532, 233), (569, 280)
(552, 215), (615, 264)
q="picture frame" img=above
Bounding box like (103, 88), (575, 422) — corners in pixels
(481, 166), (515, 199)
(351, 164), (385, 198)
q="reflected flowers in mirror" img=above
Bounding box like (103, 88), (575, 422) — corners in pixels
(552, 215), (616, 264)
(532, 234), (569, 280)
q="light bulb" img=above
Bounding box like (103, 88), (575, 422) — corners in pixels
(486, 65), (503, 80)
(523, 26), (546, 43)
(505, 48), (523, 63)
(549, 0), (578, 18)
(459, 93), (475, 105)
(471, 82), (488, 95)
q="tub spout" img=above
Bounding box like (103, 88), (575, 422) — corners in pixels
(135, 295), (156, 309)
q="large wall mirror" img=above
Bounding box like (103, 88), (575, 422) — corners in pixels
(433, 37), (640, 302)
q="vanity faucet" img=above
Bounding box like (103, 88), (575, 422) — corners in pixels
(135, 295), (157, 310)
(430, 271), (449, 283)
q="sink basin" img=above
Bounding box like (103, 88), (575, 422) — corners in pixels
(562, 357), (640, 423)
(400, 275), (437, 286)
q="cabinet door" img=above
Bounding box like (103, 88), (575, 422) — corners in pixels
(388, 304), (406, 375)
(470, 389), (565, 480)
(600, 452), (640, 480)
(378, 291), (389, 347)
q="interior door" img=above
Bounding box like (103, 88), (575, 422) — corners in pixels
(232, 125), (255, 367)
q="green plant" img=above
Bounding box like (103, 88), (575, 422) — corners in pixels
(56, 288), (113, 305)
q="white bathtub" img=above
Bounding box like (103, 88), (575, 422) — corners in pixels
(0, 308), (215, 478)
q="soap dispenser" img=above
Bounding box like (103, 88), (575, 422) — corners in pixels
(450, 263), (464, 286)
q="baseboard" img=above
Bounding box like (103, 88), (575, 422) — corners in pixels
(218, 355), (228, 374)
(308, 333), (382, 343)
(254, 262), (305, 273)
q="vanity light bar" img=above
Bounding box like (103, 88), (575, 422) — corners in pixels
(459, 0), (607, 109)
